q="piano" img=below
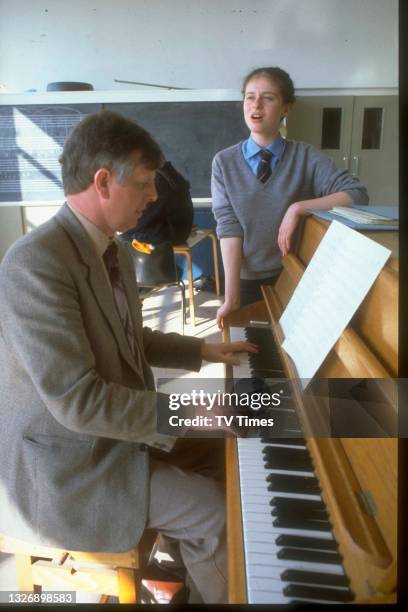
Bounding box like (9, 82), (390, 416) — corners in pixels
(223, 215), (398, 604)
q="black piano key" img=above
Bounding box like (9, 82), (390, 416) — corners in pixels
(283, 583), (354, 602)
(266, 474), (321, 494)
(262, 413), (302, 436)
(277, 547), (342, 564)
(262, 446), (314, 471)
(270, 497), (326, 511)
(273, 517), (332, 531)
(264, 459), (312, 472)
(281, 569), (350, 588)
(245, 330), (281, 365)
(271, 506), (328, 521)
(275, 534), (338, 551)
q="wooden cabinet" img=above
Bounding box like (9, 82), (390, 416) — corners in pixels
(287, 96), (398, 205)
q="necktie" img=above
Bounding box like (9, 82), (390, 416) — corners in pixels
(256, 149), (273, 183)
(103, 241), (137, 358)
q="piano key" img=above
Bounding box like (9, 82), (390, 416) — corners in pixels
(275, 534), (338, 551)
(246, 550), (344, 575)
(262, 446), (314, 471)
(267, 474), (321, 494)
(270, 497), (327, 512)
(273, 517), (332, 532)
(281, 568), (350, 587)
(277, 548), (342, 564)
(247, 561), (343, 580)
(283, 583), (354, 602)
(261, 437), (307, 447)
(271, 506), (329, 521)
(248, 578), (352, 605)
(245, 540), (334, 557)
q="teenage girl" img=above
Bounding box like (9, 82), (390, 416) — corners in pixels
(211, 66), (368, 328)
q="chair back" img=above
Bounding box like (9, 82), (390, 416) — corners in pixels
(132, 241), (177, 287)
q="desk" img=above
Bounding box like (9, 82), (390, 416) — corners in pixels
(173, 229), (221, 326)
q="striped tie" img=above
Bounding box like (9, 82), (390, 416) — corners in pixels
(103, 241), (137, 358)
(256, 149), (273, 183)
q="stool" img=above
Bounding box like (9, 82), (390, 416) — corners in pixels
(0, 531), (155, 604)
(173, 229), (221, 326)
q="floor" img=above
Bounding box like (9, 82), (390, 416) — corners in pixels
(0, 285), (224, 602)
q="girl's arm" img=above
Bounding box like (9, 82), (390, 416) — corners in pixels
(216, 236), (242, 329)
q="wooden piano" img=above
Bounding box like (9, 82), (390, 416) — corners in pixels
(223, 215), (398, 604)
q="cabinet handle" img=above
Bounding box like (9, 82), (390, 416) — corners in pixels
(342, 156), (349, 170)
(352, 155), (360, 176)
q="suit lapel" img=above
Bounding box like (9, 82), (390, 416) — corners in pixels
(55, 205), (143, 377)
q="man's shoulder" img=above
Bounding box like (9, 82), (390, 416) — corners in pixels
(1, 213), (69, 270)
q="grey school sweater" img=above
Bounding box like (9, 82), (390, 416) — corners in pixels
(211, 141), (369, 279)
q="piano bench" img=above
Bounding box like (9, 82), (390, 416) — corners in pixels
(0, 531), (157, 604)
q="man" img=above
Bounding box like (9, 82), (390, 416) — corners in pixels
(0, 110), (255, 603)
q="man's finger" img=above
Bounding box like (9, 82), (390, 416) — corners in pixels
(227, 341), (258, 353)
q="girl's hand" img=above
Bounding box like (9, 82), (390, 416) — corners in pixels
(216, 301), (239, 330)
(277, 203), (302, 256)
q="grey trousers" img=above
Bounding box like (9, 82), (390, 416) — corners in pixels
(146, 439), (227, 604)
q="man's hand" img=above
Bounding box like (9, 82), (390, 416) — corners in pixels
(201, 340), (258, 366)
(216, 300), (240, 330)
(277, 203), (302, 257)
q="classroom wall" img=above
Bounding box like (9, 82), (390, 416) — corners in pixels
(0, 0), (398, 94)
(0, 0), (399, 259)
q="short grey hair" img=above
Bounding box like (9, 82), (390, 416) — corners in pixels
(59, 110), (163, 195)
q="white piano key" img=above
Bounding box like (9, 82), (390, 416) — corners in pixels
(245, 551), (343, 575)
(245, 541), (338, 556)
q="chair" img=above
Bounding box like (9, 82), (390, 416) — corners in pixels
(173, 229), (221, 326)
(130, 241), (186, 335)
(0, 531), (156, 604)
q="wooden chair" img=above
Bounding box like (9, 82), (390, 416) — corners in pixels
(0, 531), (156, 604)
(173, 229), (221, 326)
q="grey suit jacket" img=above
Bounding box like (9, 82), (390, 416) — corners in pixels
(0, 204), (202, 551)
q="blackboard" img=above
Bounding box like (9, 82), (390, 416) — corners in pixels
(104, 101), (248, 197)
(0, 100), (248, 202)
(0, 104), (101, 203)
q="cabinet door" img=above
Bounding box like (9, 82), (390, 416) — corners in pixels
(350, 96), (398, 205)
(286, 96), (354, 170)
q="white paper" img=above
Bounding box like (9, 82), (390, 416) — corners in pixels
(280, 221), (391, 382)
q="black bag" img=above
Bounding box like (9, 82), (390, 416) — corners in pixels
(122, 161), (193, 246)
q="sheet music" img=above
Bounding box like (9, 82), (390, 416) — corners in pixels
(279, 221), (391, 382)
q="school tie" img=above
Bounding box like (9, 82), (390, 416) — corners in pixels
(103, 241), (137, 358)
(256, 149), (273, 183)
